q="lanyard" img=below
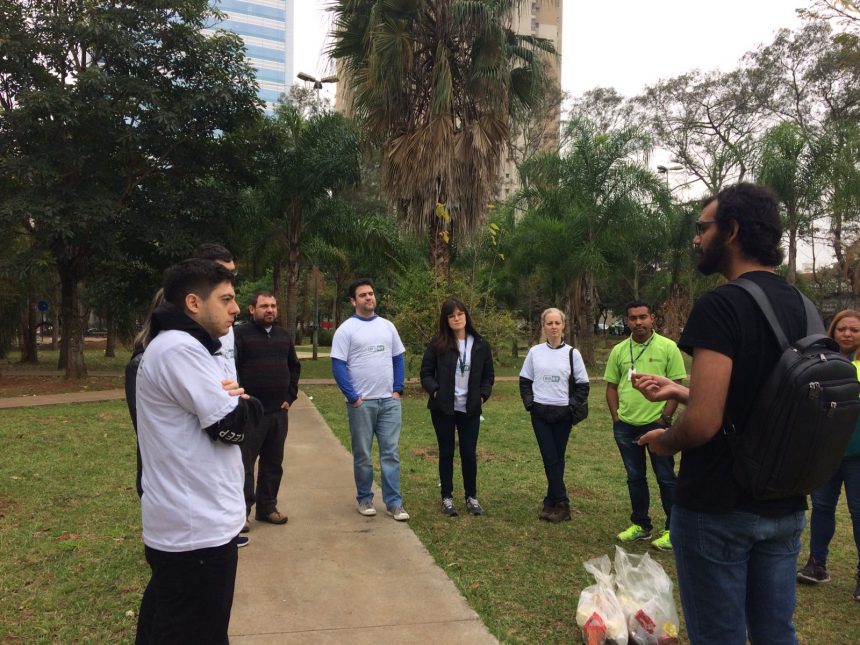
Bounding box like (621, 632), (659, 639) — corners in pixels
(458, 336), (471, 375)
(629, 334), (654, 368)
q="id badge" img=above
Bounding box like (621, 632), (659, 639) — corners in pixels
(628, 367), (636, 381)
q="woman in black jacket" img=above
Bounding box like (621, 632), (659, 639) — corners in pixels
(420, 298), (495, 516)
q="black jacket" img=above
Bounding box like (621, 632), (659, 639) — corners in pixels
(234, 321), (301, 414)
(420, 333), (494, 417)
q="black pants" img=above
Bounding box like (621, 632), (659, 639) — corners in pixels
(431, 410), (481, 499)
(531, 411), (573, 505)
(241, 409), (288, 517)
(136, 538), (238, 644)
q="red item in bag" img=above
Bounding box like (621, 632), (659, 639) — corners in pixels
(634, 609), (656, 634)
(582, 612), (607, 645)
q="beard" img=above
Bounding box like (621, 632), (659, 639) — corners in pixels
(696, 231), (729, 276)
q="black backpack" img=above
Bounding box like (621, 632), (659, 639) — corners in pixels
(724, 278), (860, 500)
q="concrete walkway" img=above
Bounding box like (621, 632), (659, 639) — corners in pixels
(1, 387), (497, 644)
(230, 392), (496, 644)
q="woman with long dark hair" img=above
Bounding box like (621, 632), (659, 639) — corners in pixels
(797, 309), (860, 601)
(420, 298), (495, 516)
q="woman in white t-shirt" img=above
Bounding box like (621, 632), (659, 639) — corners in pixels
(519, 308), (590, 523)
(420, 298), (495, 517)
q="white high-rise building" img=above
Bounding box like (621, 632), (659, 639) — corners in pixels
(210, 0), (294, 108)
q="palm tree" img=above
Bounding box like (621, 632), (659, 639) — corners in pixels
(757, 122), (821, 284)
(241, 104), (361, 338)
(329, 0), (555, 275)
(514, 118), (663, 365)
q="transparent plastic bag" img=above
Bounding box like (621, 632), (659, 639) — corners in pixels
(575, 554), (628, 645)
(614, 546), (680, 645)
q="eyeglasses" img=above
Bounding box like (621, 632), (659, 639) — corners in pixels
(695, 220), (718, 235)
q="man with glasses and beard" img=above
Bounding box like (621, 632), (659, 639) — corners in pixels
(632, 183), (810, 644)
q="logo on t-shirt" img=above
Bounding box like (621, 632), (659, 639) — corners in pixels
(365, 344), (385, 353)
(542, 375), (561, 383)
(223, 349), (235, 360)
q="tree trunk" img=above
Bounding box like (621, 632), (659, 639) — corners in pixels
(50, 284), (59, 351)
(786, 205), (798, 285)
(285, 234), (301, 344)
(57, 261), (87, 379)
(105, 310), (116, 358)
(19, 295), (39, 364)
(428, 207), (451, 276)
(581, 272), (597, 368)
(312, 266), (320, 360)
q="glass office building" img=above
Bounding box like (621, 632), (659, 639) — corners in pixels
(210, 0), (294, 108)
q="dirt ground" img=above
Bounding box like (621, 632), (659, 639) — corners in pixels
(0, 375), (124, 398)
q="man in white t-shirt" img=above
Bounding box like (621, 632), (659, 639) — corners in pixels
(135, 259), (263, 644)
(331, 279), (409, 520)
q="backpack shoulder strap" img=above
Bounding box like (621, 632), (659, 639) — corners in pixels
(731, 278), (790, 350)
(800, 293), (825, 335)
(568, 346), (576, 387)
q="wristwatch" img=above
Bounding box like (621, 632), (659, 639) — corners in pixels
(660, 414), (674, 427)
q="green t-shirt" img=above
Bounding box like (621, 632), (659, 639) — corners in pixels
(604, 332), (687, 426)
(846, 360), (860, 458)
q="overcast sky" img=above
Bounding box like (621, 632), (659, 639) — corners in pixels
(294, 1), (806, 101)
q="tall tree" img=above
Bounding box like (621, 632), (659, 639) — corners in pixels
(329, 0), (555, 274)
(637, 68), (769, 192)
(756, 121), (822, 284)
(513, 118), (663, 366)
(0, 0), (260, 377)
(240, 104), (361, 339)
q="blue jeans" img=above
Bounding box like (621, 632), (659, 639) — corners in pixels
(809, 456), (860, 571)
(613, 420), (677, 531)
(347, 397), (403, 508)
(671, 505), (804, 645)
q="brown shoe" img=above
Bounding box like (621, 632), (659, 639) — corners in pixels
(256, 510), (288, 525)
(547, 502), (571, 523)
(539, 502), (554, 521)
(241, 519), (250, 533)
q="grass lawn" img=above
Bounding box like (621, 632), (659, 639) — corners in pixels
(0, 375), (856, 641)
(306, 380), (860, 644)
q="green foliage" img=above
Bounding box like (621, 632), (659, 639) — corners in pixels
(0, 0), (262, 376)
(381, 267), (518, 365)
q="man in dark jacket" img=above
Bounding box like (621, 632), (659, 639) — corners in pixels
(234, 291), (301, 529)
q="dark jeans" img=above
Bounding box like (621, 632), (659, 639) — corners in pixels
(809, 456), (860, 570)
(136, 538), (239, 644)
(241, 409), (288, 517)
(531, 411), (573, 505)
(430, 410), (481, 499)
(612, 419), (677, 531)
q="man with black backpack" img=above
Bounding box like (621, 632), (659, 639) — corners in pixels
(632, 184), (825, 643)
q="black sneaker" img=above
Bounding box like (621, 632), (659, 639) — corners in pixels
(465, 497), (483, 516)
(797, 555), (830, 584)
(441, 497), (458, 517)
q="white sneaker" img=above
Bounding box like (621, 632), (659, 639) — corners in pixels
(386, 505), (410, 521)
(357, 500), (376, 516)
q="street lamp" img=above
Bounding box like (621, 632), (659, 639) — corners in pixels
(656, 164), (684, 190)
(296, 72), (338, 92)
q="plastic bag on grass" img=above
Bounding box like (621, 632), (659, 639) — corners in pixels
(614, 546), (679, 645)
(575, 554), (628, 645)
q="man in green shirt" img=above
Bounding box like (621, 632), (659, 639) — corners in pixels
(604, 301), (686, 550)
